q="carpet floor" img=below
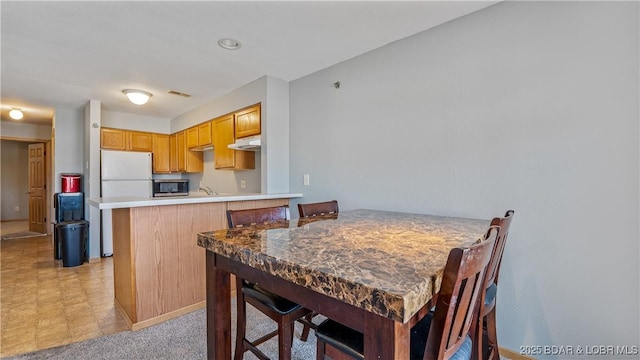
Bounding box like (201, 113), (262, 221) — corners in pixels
(4, 299), (323, 360)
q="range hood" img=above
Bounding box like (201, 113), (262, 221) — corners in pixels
(228, 135), (261, 151)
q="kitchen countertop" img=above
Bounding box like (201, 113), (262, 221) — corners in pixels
(87, 192), (303, 210)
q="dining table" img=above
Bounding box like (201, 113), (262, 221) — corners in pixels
(197, 209), (489, 359)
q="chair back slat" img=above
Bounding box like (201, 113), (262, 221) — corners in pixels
(425, 226), (497, 360)
(227, 206), (290, 228)
(485, 210), (514, 291)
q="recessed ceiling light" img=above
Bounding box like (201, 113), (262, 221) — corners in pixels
(218, 38), (241, 50)
(122, 89), (152, 105)
(9, 108), (24, 120)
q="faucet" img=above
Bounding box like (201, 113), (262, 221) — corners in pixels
(198, 186), (216, 196)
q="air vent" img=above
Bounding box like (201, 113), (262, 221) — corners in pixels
(167, 90), (191, 98)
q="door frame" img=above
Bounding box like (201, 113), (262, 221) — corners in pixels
(1, 136), (52, 235)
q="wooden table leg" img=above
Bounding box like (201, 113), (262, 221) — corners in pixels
(206, 251), (231, 360)
(363, 311), (410, 359)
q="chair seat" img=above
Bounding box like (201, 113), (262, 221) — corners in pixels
(316, 312), (472, 360)
(242, 282), (303, 315)
(315, 319), (365, 360)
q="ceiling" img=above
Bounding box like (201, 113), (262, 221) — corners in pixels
(0, 1), (498, 127)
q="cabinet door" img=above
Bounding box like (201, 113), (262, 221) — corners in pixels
(214, 115), (255, 170)
(186, 126), (199, 149)
(177, 131), (186, 171)
(213, 115), (235, 168)
(185, 149), (203, 173)
(129, 131), (153, 152)
(169, 133), (178, 172)
(234, 104), (261, 139)
(101, 128), (127, 150)
(198, 121), (213, 147)
(152, 134), (171, 173)
(177, 131), (203, 172)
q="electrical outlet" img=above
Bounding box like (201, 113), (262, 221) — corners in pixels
(14, 206), (19, 212)
(303, 174), (310, 186)
(240, 180), (246, 188)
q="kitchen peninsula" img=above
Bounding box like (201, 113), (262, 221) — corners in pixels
(88, 193), (302, 330)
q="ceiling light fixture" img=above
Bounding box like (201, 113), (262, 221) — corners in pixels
(9, 108), (24, 120)
(122, 89), (152, 105)
(218, 38), (241, 50)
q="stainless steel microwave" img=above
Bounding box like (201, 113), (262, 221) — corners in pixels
(152, 179), (189, 197)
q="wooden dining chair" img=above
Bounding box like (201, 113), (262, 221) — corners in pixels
(475, 210), (514, 360)
(295, 200), (340, 341)
(314, 226), (498, 360)
(297, 200), (339, 218)
(226, 205), (313, 360)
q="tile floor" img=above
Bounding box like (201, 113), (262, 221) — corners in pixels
(0, 233), (128, 357)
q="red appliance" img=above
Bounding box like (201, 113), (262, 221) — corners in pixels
(61, 174), (82, 193)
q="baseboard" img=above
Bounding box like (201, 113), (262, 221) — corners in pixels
(500, 346), (535, 360)
(130, 301), (206, 331)
(114, 298), (134, 329)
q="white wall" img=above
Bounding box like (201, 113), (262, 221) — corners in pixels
(0, 120), (51, 140)
(289, 1), (638, 356)
(101, 110), (171, 133)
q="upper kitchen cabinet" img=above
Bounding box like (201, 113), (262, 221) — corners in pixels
(101, 128), (127, 150)
(128, 131), (153, 152)
(234, 104), (261, 139)
(213, 115), (255, 170)
(186, 121), (214, 150)
(186, 126), (199, 149)
(101, 128), (152, 152)
(169, 133), (178, 172)
(198, 121), (213, 147)
(152, 133), (171, 173)
(177, 131), (203, 173)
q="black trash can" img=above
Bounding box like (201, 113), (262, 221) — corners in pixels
(56, 220), (89, 267)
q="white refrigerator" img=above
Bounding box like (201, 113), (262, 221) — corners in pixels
(101, 150), (152, 256)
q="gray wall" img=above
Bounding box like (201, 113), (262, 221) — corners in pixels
(174, 75), (290, 194)
(289, 1), (638, 356)
(53, 106), (84, 192)
(0, 140), (29, 220)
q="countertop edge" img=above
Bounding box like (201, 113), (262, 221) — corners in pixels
(87, 193), (303, 209)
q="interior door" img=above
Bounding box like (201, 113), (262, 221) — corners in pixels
(28, 143), (46, 233)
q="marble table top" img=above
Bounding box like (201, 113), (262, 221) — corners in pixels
(197, 209), (489, 323)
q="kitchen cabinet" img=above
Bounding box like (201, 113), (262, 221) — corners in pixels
(177, 131), (203, 173)
(169, 133), (178, 172)
(186, 122), (214, 149)
(213, 115), (255, 170)
(198, 121), (213, 147)
(234, 104), (261, 139)
(177, 132), (186, 171)
(152, 134), (170, 173)
(186, 126), (199, 149)
(101, 128), (152, 152)
(101, 128), (127, 150)
(128, 131), (153, 152)
(110, 197), (290, 330)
